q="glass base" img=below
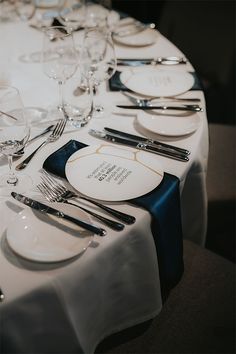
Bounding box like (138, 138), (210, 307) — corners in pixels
(65, 104), (92, 129)
(0, 173), (33, 198)
(18, 51), (42, 63)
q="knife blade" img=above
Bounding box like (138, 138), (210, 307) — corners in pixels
(104, 127), (190, 156)
(117, 59), (154, 66)
(0, 287), (4, 302)
(11, 192), (107, 237)
(89, 130), (189, 162)
(117, 57), (187, 66)
(117, 104), (203, 112)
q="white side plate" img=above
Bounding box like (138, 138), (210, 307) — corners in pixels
(120, 68), (194, 97)
(137, 111), (201, 137)
(7, 202), (93, 262)
(113, 28), (158, 47)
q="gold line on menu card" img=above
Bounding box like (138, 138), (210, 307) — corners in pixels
(67, 144), (163, 177)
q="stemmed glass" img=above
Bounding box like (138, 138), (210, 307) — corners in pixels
(80, 27), (116, 117)
(0, 86), (32, 197)
(58, 0), (85, 32)
(42, 26), (78, 120)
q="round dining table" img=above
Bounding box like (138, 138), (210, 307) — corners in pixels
(0, 6), (208, 354)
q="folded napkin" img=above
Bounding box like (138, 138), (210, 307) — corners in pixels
(43, 140), (184, 298)
(109, 70), (203, 92)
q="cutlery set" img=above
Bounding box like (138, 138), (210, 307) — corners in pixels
(90, 129), (189, 162)
(37, 173), (129, 231)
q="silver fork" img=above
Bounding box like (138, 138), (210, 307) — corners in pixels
(41, 170), (136, 225)
(15, 119), (67, 171)
(37, 180), (125, 231)
(122, 91), (201, 105)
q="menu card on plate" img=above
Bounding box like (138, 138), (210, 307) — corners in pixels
(65, 144), (164, 202)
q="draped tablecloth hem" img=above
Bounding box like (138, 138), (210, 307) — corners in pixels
(90, 306), (163, 354)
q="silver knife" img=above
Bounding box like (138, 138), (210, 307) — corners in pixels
(117, 57), (187, 66)
(104, 127), (190, 156)
(89, 130), (189, 162)
(117, 104), (203, 112)
(0, 288), (4, 302)
(11, 192), (107, 237)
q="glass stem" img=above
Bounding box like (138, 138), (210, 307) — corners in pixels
(88, 77), (94, 114)
(7, 155), (18, 186)
(88, 72), (94, 114)
(58, 80), (65, 109)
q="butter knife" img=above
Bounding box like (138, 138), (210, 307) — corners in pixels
(89, 130), (189, 162)
(11, 192), (107, 237)
(104, 127), (190, 156)
(117, 104), (203, 112)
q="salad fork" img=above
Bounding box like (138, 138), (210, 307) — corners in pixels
(37, 180), (125, 231)
(40, 170), (136, 225)
(15, 118), (67, 171)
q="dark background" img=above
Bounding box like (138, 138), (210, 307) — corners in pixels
(111, 0), (236, 264)
(112, 0), (236, 125)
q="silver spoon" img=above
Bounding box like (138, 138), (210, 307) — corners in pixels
(13, 124), (54, 157)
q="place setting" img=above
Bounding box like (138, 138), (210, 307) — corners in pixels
(37, 135), (185, 291)
(110, 65), (203, 138)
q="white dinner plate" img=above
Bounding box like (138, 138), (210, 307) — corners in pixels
(137, 111), (201, 137)
(7, 202), (93, 263)
(65, 145), (164, 201)
(120, 68), (194, 97)
(113, 28), (158, 47)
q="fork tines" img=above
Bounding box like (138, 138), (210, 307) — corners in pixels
(41, 170), (66, 194)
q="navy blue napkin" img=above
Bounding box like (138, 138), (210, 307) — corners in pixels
(43, 140), (184, 297)
(109, 70), (203, 92)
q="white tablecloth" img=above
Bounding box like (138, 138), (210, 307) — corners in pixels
(0, 16), (208, 354)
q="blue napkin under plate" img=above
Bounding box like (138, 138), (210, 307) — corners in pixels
(43, 140), (184, 297)
(109, 70), (203, 92)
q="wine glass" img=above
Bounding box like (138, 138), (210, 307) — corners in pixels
(83, 0), (111, 29)
(42, 26), (78, 120)
(80, 27), (116, 117)
(0, 86), (32, 197)
(14, 0), (36, 21)
(58, 0), (85, 32)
